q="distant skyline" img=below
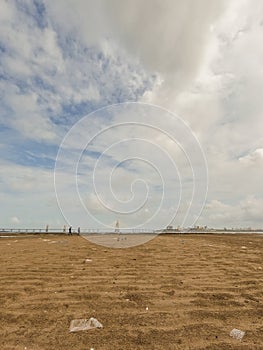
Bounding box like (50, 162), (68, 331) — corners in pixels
(0, 0), (263, 229)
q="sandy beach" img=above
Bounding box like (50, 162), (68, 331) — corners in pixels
(0, 233), (263, 349)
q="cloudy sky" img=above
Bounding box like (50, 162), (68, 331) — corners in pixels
(0, 0), (263, 230)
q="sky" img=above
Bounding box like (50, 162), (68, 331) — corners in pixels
(0, 0), (263, 230)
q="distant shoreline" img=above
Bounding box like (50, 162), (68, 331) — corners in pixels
(1, 230), (263, 237)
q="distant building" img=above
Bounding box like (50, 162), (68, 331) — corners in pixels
(161, 225), (180, 233)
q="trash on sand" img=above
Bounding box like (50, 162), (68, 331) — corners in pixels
(69, 317), (103, 332)
(241, 246), (247, 249)
(230, 328), (245, 341)
(85, 258), (92, 263)
(146, 307), (149, 311)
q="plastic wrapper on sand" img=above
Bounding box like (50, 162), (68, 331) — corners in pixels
(230, 328), (245, 341)
(69, 317), (103, 332)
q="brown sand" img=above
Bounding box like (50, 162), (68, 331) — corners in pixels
(0, 233), (263, 350)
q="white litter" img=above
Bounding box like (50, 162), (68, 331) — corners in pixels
(69, 317), (103, 332)
(230, 328), (245, 341)
(85, 258), (92, 263)
(241, 246), (247, 249)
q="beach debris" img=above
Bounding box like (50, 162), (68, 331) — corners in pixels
(146, 306), (149, 311)
(69, 317), (103, 332)
(85, 258), (92, 263)
(241, 246), (247, 249)
(230, 328), (245, 341)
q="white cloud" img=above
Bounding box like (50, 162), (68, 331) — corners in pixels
(54, 103), (207, 229)
(0, 160), (64, 228)
(11, 216), (20, 224)
(0, 160), (53, 193)
(4, 90), (57, 141)
(0, 0), (154, 143)
(201, 196), (263, 228)
(239, 148), (263, 165)
(137, 0), (263, 228)
(1, 0), (263, 229)
(105, 0), (227, 90)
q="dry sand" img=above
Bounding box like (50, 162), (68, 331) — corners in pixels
(0, 233), (263, 349)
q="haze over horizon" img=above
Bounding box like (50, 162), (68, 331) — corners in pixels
(0, 0), (263, 229)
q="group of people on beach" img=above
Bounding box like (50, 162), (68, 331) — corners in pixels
(44, 225), (80, 234)
(67, 226), (80, 235)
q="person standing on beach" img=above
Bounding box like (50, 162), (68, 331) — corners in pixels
(69, 226), (72, 235)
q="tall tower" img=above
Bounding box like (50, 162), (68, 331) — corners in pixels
(115, 220), (120, 233)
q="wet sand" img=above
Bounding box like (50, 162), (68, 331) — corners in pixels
(0, 233), (263, 349)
